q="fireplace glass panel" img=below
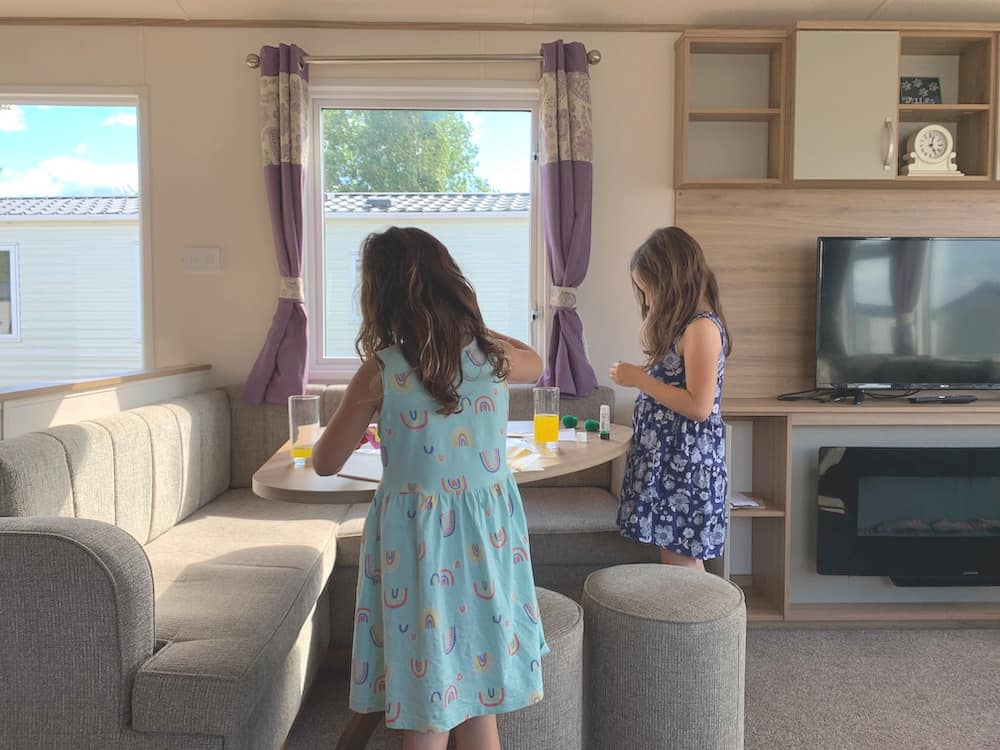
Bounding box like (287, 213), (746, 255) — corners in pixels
(858, 476), (1000, 537)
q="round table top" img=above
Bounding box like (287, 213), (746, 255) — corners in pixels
(252, 422), (633, 504)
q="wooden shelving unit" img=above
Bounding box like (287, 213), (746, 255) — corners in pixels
(721, 398), (1000, 624)
(897, 31), (997, 179)
(675, 30), (788, 187)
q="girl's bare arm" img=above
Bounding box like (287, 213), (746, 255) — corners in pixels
(610, 318), (722, 422)
(312, 357), (382, 476)
(489, 330), (543, 384)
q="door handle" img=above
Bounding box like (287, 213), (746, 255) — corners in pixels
(883, 117), (895, 172)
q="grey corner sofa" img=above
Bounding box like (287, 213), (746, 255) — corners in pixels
(0, 384), (655, 749)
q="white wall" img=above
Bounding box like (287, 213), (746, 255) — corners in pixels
(0, 25), (675, 418)
(0, 219), (142, 387)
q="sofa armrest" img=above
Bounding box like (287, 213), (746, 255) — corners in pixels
(0, 517), (155, 741)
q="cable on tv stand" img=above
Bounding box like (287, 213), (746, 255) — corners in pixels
(829, 388), (867, 405)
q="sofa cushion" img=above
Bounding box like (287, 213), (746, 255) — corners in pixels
(0, 391), (230, 546)
(132, 489), (347, 737)
(336, 487), (633, 567)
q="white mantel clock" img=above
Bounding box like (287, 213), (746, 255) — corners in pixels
(901, 124), (963, 176)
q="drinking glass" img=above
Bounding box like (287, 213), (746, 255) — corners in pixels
(288, 394), (320, 467)
(533, 386), (560, 444)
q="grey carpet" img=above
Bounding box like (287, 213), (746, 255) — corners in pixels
(287, 627), (1000, 750)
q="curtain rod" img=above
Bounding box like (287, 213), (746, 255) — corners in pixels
(244, 50), (602, 68)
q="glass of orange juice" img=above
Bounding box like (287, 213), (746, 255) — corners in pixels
(288, 394), (320, 467)
(532, 386), (560, 445)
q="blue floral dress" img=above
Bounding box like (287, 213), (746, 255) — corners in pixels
(617, 312), (729, 560)
(349, 343), (548, 733)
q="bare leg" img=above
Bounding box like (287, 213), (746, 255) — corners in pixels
(402, 729), (450, 750)
(334, 712), (384, 750)
(659, 547), (704, 571)
(453, 715), (501, 750)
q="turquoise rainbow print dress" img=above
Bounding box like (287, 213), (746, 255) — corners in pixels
(349, 343), (548, 733)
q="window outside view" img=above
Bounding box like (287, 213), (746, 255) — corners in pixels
(319, 109), (533, 360)
(0, 103), (142, 388)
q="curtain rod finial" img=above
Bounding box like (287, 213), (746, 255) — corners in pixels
(587, 49), (602, 65)
(246, 52), (261, 69)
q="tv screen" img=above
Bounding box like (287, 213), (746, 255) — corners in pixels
(816, 237), (1000, 389)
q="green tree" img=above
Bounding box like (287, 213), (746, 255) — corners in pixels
(322, 110), (491, 192)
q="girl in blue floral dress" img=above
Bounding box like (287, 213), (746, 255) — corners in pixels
(610, 227), (732, 569)
(312, 227), (547, 750)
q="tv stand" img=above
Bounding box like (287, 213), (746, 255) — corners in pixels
(720, 396), (1000, 623)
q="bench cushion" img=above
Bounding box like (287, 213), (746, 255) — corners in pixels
(132, 489), (347, 736)
(0, 391), (230, 545)
(335, 487), (636, 567)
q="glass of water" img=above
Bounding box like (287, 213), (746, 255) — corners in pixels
(288, 394), (320, 467)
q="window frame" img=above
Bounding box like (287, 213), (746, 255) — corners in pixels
(0, 242), (20, 341)
(0, 86), (153, 367)
(306, 82), (545, 383)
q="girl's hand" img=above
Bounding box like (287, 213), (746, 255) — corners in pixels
(609, 361), (645, 388)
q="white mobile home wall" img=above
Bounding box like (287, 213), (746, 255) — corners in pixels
(0, 219), (142, 388)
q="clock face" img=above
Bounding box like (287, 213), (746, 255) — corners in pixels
(916, 126), (950, 163)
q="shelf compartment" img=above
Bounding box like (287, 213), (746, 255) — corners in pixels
(731, 500), (785, 518)
(731, 575), (784, 622)
(898, 104), (989, 122)
(689, 107), (780, 122)
(897, 110), (991, 177)
(899, 32), (994, 106)
(676, 31), (787, 186)
(687, 120), (781, 181)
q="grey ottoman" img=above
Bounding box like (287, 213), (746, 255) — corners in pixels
(497, 587), (583, 750)
(583, 564), (746, 750)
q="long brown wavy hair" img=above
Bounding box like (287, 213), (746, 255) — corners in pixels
(630, 226), (732, 368)
(356, 226), (510, 413)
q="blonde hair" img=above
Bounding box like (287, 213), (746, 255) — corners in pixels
(356, 227), (510, 414)
(630, 226), (732, 368)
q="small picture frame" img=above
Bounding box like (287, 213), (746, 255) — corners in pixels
(900, 76), (942, 104)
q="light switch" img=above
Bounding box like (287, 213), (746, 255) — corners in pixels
(181, 246), (222, 273)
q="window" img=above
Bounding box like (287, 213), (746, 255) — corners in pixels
(308, 86), (541, 379)
(0, 243), (17, 339)
(0, 96), (146, 388)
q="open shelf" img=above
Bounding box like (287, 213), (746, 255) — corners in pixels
(676, 31), (787, 187)
(898, 103), (990, 122)
(896, 31), (995, 179)
(732, 575), (784, 622)
(731, 501), (785, 518)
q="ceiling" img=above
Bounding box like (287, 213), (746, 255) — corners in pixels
(3, 0), (1000, 26)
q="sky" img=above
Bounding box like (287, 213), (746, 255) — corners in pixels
(0, 105), (530, 199)
(0, 105), (139, 197)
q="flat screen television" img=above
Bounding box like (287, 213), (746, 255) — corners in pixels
(816, 237), (1000, 390)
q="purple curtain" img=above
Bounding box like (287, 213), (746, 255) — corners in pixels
(537, 40), (598, 398)
(243, 44), (310, 405)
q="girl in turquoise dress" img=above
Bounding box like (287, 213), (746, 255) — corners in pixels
(312, 227), (548, 750)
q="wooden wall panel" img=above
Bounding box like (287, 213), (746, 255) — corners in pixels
(675, 188), (1000, 397)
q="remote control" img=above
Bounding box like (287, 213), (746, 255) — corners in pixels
(908, 395), (978, 404)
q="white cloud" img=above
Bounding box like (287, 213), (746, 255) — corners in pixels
(463, 112), (484, 144)
(0, 105), (27, 132)
(100, 112), (137, 127)
(0, 155), (138, 197)
(74, 144), (88, 156)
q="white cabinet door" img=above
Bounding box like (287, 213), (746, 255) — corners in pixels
(793, 31), (899, 180)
